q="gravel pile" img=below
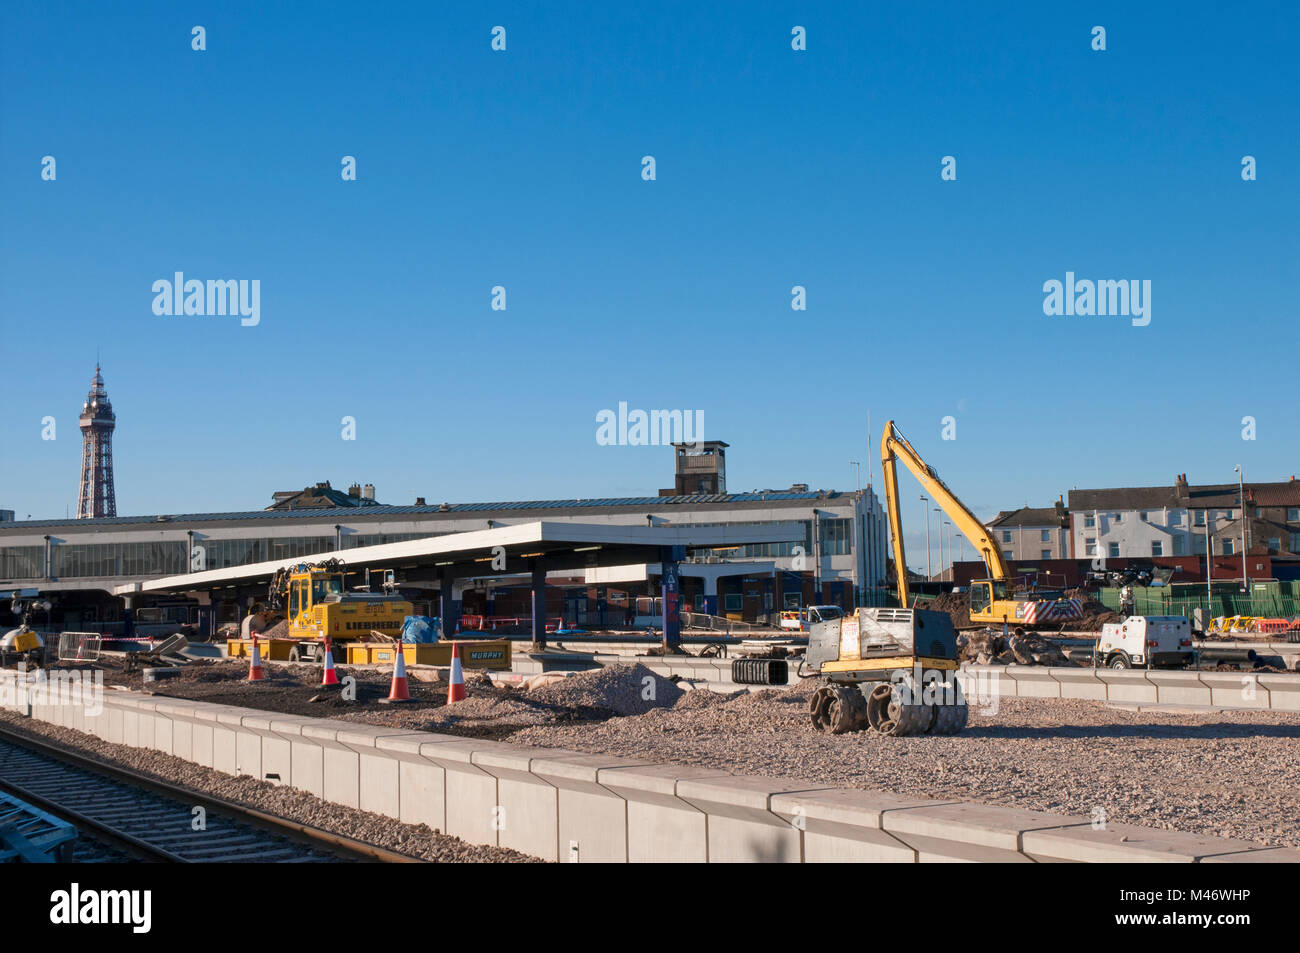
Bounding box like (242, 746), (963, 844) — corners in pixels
(511, 691), (1300, 847)
(529, 663), (683, 715)
(0, 710), (542, 862)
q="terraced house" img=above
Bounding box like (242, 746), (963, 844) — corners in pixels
(1066, 474), (1300, 572)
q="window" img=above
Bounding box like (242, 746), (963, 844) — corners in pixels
(1140, 511), (1148, 521)
(1113, 513), (1122, 522)
(1085, 538), (1096, 556)
(1291, 533), (1300, 553)
(1084, 515), (1096, 528)
(1267, 538), (1281, 553)
(1195, 511), (1206, 526)
(1193, 535), (1207, 555)
(1041, 550), (1051, 560)
(1287, 507), (1299, 522)
(1151, 541), (1163, 557)
(1003, 550), (1013, 561)
(1222, 538), (1234, 556)
(1040, 530), (1050, 542)
(1174, 536), (1188, 556)
(1108, 542), (1120, 558)
(1002, 530), (1012, 543)
(724, 593), (743, 612)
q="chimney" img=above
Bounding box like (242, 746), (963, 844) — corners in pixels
(1054, 494), (1066, 523)
(348, 483), (361, 498)
(1175, 473), (1189, 502)
(415, 497), (426, 506)
(363, 483), (375, 500)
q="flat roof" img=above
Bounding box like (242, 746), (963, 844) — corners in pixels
(3, 491), (842, 532)
(119, 520), (805, 596)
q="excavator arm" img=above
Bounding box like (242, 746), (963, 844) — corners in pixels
(880, 420), (1010, 607)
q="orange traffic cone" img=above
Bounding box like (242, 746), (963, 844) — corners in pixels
(380, 642), (411, 703)
(321, 636), (339, 687)
(446, 643), (466, 704)
(248, 634), (265, 682)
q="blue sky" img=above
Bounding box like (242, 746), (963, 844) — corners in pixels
(2, 2), (1296, 568)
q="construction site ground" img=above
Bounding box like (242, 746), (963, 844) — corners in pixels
(79, 656), (1300, 848)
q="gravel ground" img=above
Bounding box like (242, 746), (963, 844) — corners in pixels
(47, 658), (1300, 848)
(98, 659), (682, 740)
(0, 710), (542, 863)
(510, 678), (1300, 847)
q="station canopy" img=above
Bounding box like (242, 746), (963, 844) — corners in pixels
(116, 520), (806, 596)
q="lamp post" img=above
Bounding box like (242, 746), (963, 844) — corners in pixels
(934, 508), (943, 579)
(921, 495), (931, 580)
(1234, 465), (1248, 594)
(850, 460), (861, 494)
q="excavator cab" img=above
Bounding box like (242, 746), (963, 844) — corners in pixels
(968, 580), (1009, 615)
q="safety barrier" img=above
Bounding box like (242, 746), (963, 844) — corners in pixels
(1, 669), (1295, 863)
(959, 664), (1300, 712)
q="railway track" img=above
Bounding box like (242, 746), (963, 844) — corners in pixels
(0, 724), (423, 863)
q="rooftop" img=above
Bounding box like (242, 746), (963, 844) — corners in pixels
(1, 490), (845, 531)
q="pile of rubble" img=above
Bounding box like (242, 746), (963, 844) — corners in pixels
(956, 628), (1075, 666)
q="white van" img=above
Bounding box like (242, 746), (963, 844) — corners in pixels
(1097, 616), (1194, 669)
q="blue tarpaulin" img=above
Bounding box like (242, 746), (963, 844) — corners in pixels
(402, 616), (440, 643)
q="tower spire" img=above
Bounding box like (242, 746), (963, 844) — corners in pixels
(77, 363), (117, 518)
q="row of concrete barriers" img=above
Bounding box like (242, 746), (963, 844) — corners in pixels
(960, 664), (1300, 710)
(0, 670), (1295, 862)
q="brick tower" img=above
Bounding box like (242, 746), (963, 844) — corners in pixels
(77, 364), (117, 518)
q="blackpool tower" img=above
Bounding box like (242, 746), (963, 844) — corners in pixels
(77, 364), (117, 518)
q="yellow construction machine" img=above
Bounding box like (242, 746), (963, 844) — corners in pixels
(228, 558), (411, 663)
(880, 420), (1082, 630)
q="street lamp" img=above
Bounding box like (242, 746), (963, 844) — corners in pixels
(933, 508), (943, 578)
(942, 519), (952, 579)
(921, 495), (932, 579)
(1234, 464), (1248, 593)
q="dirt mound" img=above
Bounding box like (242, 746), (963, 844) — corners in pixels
(1058, 595), (1121, 630)
(926, 591), (971, 629)
(260, 620), (289, 639)
(529, 663), (684, 716)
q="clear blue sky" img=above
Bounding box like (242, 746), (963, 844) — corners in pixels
(2, 2), (1296, 569)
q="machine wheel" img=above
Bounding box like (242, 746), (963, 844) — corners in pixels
(865, 683), (934, 736)
(288, 645), (302, 663)
(928, 702), (969, 735)
(809, 684), (868, 733)
(1288, 631), (1300, 644)
(809, 686), (834, 732)
(1109, 652), (1131, 669)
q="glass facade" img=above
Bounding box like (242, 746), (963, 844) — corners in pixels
(0, 546), (44, 579)
(52, 541), (186, 578)
(1, 532), (435, 580)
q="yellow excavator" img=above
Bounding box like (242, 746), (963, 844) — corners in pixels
(880, 420), (1082, 630)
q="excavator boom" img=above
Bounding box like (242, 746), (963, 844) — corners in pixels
(880, 420), (1009, 607)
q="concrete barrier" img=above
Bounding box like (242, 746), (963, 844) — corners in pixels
(770, 788), (941, 862)
(597, 763), (734, 863)
(1003, 666), (1061, 699)
(1049, 667), (1109, 701)
(1258, 675), (1300, 713)
(1199, 671), (1270, 709)
(5, 684), (1298, 863)
(1096, 670), (1158, 705)
(1022, 822), (1288, 863)
(676, 774), (832, 863)
(533, 753), (653, 863)
(881, 802), (1090, 863)
(1146, 670), (1213, 707)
